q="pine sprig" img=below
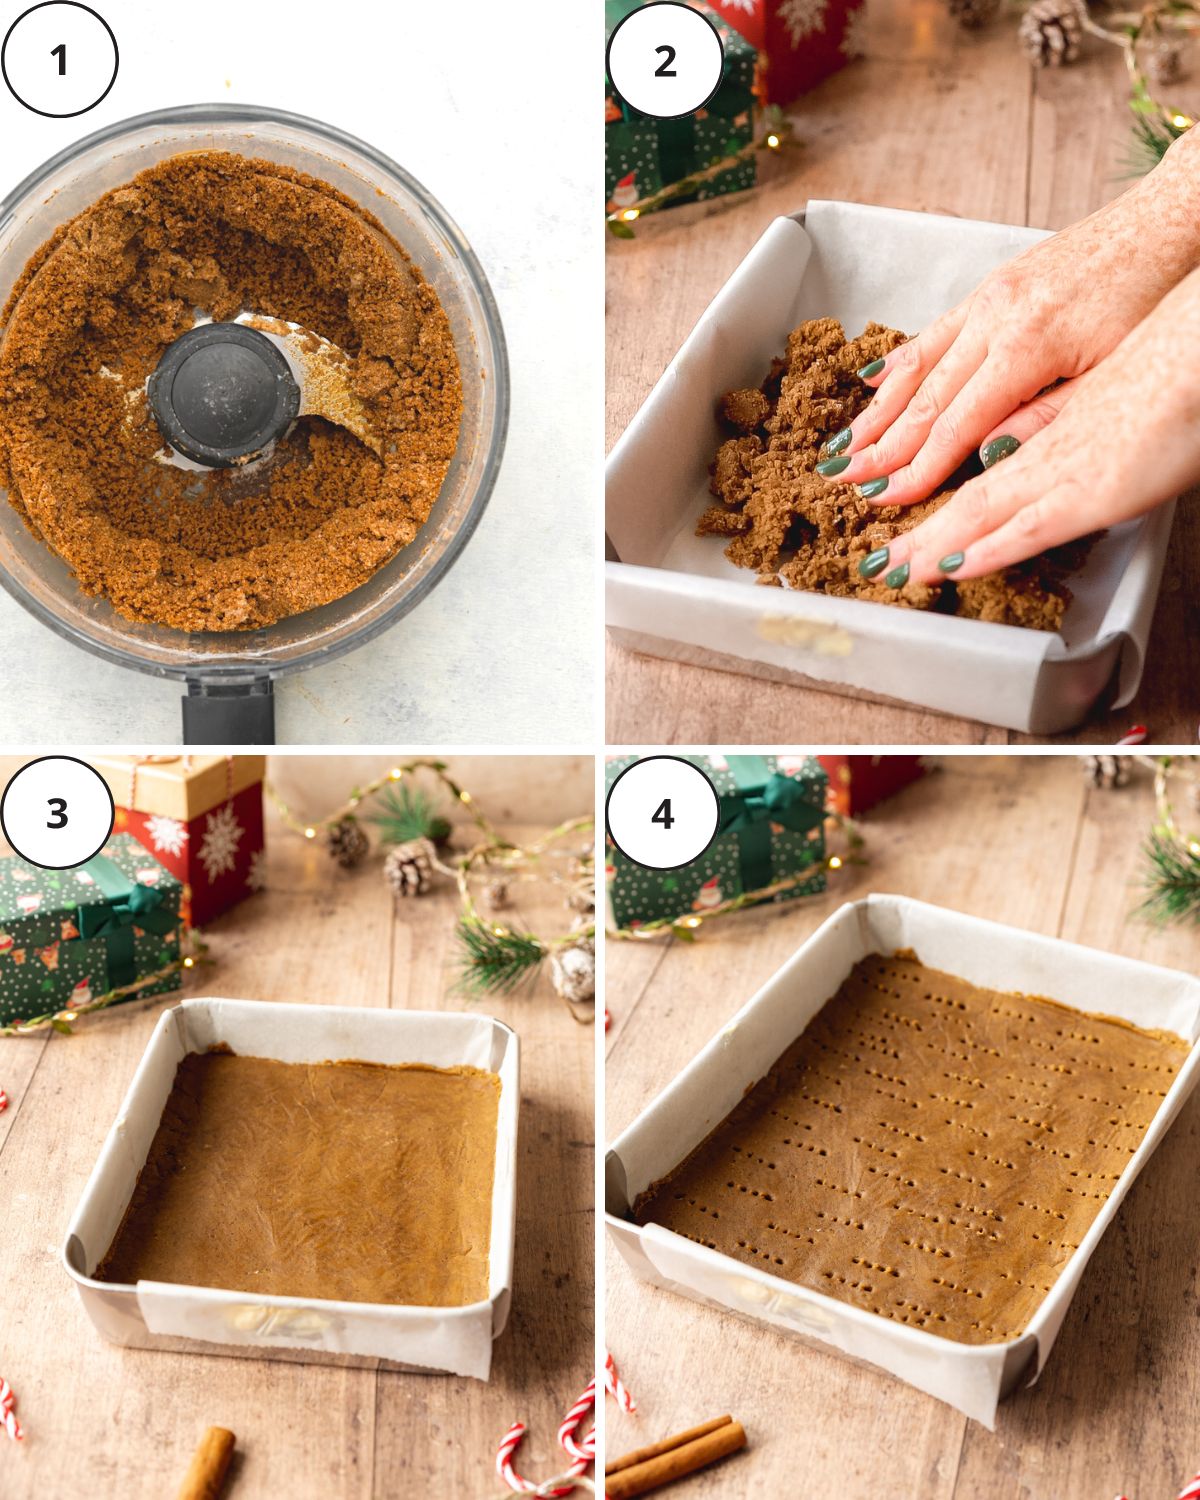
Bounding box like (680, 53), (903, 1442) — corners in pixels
(368, 783), (451, 846)
(1140, 826), (1200, 924)
(1125, 76), (1189, 174)
(454, 917), (546, 996)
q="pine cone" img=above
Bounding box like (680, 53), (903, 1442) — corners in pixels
(326, 816), (369, 869)
(551, 938), (595, 1006)
(1082, 754), (1131, 789)
(384, 837), (436, 898)
(949, 0), (1001, 28)
(1019, 0), (1084, 66)
(1146, 35), (1185, 88)
(484, 878), (510, 912)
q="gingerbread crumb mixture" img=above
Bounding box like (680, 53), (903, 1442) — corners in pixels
(700, 318), (1089, 631)
(0, 152), (462, 631)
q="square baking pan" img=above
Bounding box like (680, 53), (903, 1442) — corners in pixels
(605, 895), (1200, 1426)
(605, 201), (1174, 735)
(64, 998), (519, 1381)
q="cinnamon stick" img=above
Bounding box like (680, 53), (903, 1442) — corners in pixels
(175, 1426), (235, 1500)
(605, 1415), (734, 1475)
(604, 1419), (746, 1499)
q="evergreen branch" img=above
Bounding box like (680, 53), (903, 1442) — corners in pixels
(1140, 827), (1200, 924)
(368, 782), (451, 846)
(453, 917), (546, 996)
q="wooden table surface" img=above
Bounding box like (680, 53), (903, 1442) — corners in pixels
(0, 796), (595, 1498)
(605, 0), (1200, 745)
(606, 754), (1200, 1499)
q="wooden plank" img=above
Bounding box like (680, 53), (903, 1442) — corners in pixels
(0, 784), (593, 1499)
(605, 757), (1089, 1496)
(953, 760), (1200, 1497)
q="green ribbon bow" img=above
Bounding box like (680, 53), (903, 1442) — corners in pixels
(718, 756), (823, 894)
(76, 854), (175, 990)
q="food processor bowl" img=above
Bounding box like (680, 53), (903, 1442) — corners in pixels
(0, 104), (509, 743)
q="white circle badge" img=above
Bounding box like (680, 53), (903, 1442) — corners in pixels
(1, 757), (115, 868)
(606, 755), (721, 870)
(2, 2), (118, 118)
(606, 2), (724, 121)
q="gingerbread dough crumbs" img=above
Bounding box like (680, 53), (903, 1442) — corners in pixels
(635, 952), (1187, 1344)
(700, 319), (1091, 630)
(96, 1050), (501, 1307)
(0, 152), (462, 631)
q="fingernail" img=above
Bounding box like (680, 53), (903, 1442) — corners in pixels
(938, 552), (965, 574)
(858, 476), (889, 499)
(821, 427), (852, 459)
(859, 546), (889, 579)
(885, 562), (910, 590)
(858, 358), (886, 380)
(981, 435), (1020, 468)
(816, 455), (851, 478)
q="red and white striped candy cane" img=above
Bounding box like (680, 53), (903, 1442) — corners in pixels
(0, 1378), (23, 1442)
(1177, 1475), (1200, 1500)
(0, 1088), (8, 1112)
(495, 1421), (586, 1497)
(605, 1351), (635, 1413)
(557, 1378), (596, 1463)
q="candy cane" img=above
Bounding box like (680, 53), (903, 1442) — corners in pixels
(1117, 726), (1148, 747)
(1177, 1477), (1200, 1500)
(0, 1089), (8, 1113)
(495, 1421), (587, 1497)
(557, 1379), (596, 1462)
(605, 1351), (636, 1413)
(0, 1378), (23, 1442)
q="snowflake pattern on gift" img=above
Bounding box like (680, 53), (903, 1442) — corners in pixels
(245, 847), (268, 892)
(780, 0), (829, 45)
(145, 814), (188, 858)
(197, 802), (243, 884)
(840, 3), (869, 59)
(721, 0), (756, 11)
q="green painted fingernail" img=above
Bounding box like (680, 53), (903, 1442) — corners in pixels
(858, 358), (886, 379)
(981, 434), (1020, 468)
(822, 426), (853, 458)
(859, 546), (889, 579)
(938, 552), (965, 573)
(816, 455), (851, 478)
(859, 476), (889, 499)
(885, 562), (910, 589)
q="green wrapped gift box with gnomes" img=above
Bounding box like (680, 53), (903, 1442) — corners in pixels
(0, 834), (184, 1028)
(604, 754), (828, 930)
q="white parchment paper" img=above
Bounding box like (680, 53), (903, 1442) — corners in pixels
(605, 896), (1200, 1425)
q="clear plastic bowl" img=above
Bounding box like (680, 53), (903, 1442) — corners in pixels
(0, 104), (509, 692)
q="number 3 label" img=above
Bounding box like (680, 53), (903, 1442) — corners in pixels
(606, 756), (720, 870)
(0, 757), (114, 869)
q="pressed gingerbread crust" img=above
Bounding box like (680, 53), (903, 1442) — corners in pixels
(700, 319), (1090, 630)
(96, 1051), (501, 1307)
(0, 152), (462, 631)
(634, 953), (1187, 1345)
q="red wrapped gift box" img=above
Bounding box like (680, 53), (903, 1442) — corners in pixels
(818, 755), (925, 817)
(90, 756), (266, 928)
(707, 0), (867, 106)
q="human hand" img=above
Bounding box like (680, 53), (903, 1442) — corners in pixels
(860, 261), (1200, 591)
(816, 129), (1200, 508)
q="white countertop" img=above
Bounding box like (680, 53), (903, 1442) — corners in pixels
(0, 0), (596, 744)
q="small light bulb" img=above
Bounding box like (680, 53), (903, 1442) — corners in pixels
(460, 790), (473, 803)
(183, 956), (195, 969)
(682, 915), (702, 928)
(304, 826), (316, 840)
(1173, 113), (1193, 129)
(389, 767), (402, 780)
(766, 133), (780, 149)
(829, 855), (843, 870)
(622, 208), (640, 222)
(493, 925), (510, 938)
